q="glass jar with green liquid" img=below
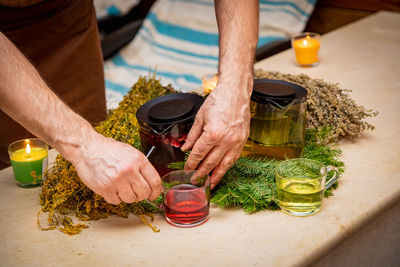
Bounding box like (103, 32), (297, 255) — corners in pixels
(241, 79), (308, 160)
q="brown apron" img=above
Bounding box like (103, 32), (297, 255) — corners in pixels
(0, 0), (107, 169)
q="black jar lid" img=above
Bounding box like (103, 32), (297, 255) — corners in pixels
(136, 93), (204, 132)
(251, 79), (308, 106)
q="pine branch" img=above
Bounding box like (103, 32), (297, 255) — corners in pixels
(168, 127), (343, 213)
(210, 127), (344, 213)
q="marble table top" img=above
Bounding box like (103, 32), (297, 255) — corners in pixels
(1, 11), (400, 267)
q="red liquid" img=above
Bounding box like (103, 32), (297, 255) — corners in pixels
(150, 146), (185, 176)
(140, 124), (189, 176)
(163, 184), (209, 226)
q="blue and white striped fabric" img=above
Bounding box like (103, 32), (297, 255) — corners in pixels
(104, 0), (316, 109)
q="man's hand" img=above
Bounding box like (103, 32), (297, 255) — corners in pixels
(181, 0), (258, 189)
(68, 134), (162, 205)
(181, 79), (251, 189)
(182, 0), (258, 188)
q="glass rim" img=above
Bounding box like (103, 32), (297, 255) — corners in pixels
(275, 158), (326, 180)
(8, 138), (48, 152)
(291, 32), (320, 40)
(161, 169), (210, 190)
(201, 73), (218, 80)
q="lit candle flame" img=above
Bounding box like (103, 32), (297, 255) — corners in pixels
(302, 39), (308, 46)
(202, 75), (218, 93)
(26, 143), (31, 154)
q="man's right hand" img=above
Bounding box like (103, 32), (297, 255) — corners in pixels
(0, 32), (161, 205)
(68, 134), (162, 205)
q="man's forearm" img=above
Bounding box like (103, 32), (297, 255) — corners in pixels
(182, 1), (258, 186)
(215, 0), (259, 95)
(0, 32), (97, 160)
(0, 32), (163, 204)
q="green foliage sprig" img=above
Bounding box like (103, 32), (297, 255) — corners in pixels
(211, 157), (279, 212)
(169, 127), (344, 213)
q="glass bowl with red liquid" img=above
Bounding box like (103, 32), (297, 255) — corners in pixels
(161, 170), (210, 227)
(136, 93), (204, 176)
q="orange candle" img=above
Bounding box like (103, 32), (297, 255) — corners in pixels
(292, 32), (320, 66)
(202, 74), (218, 94)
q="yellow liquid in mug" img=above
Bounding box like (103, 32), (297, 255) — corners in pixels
(276, 178), (324, 216)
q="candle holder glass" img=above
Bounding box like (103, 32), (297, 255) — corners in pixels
(8, 138), (48, 188)
(291, 32), (320, 67)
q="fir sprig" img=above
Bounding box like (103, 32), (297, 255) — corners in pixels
(169, 127), (344, 213)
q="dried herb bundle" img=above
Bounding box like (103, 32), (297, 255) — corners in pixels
(38, 75), (176, 235)
(254, 70), (378, 141)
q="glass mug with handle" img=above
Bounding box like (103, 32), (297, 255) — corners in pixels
(275, 158), (340, 216)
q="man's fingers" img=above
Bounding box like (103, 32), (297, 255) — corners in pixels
(184, 132), (216, 170)
(195, 146), (226, 177)
(116, 181), (137, 203)
(129, 173), (152, 202)
(140, 163), (162, 201)
(88, 181), (121, 205)
(210, 150), (238, 189)
(101, 190), (122, 205)
(181, 113), (203, 152)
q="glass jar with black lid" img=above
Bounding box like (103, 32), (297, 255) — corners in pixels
(136, 93), (204, 176)
(241, 79), (308, 159)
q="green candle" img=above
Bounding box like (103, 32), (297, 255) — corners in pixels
(8, 139), (48, 188)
